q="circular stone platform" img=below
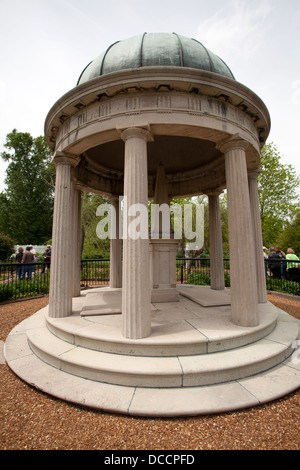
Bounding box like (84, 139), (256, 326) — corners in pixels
(4, 286), (300, 417)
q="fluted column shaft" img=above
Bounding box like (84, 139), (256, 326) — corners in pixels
(208, 192), (225, 290)
(219, 138), (259, 327)
(248, 171), (267, 303)
(49, 153), (79, 318)
(121, 128), (152, 339)
(110, 197), (122, 288)
(72, 187), (82, 297)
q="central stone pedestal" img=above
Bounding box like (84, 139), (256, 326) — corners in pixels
(149, 238), (179, 302)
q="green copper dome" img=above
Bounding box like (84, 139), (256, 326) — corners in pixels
(77, 32), (235, 85)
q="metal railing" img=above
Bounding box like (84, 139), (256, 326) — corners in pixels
(0, 261), (51, 302)
(80, 259), (110, 288)
(176, 257), (231, 286)
(0, 257), (299, 302)
(265, 257), (300, 296)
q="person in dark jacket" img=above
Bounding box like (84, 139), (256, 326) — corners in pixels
(41, 245), (51, 273)
(275, 246), (286, 279)
(21, 246), (34, 279)
(268, 247), (281, 279)
(16, 247), (24, 279)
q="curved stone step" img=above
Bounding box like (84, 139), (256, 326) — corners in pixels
(6, 345), (300, 417)
(45, 303), (278, 357)
(5, 307), (300, 417)
(26, 320), (298, 388)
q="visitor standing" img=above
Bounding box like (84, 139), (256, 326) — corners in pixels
(268, 247), (281, 279)
(22, 246), (35, 280)
(286, 248), (300, 282)
(41, 245), (51, 273)
(275, 246), (286, 279)
(16, 247), (24, 279)
(29, 245), (36, 277)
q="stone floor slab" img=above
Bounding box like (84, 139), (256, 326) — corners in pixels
(177, 285), (231, 306)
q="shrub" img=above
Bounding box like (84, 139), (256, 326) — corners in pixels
(187, 271), (211, 286)
(187, 270), (231, 287)
(0, 233), (15, 261)
(187, 269), (300, 295)
(0, 277), (50, 302)
(266, 277), (300, 296)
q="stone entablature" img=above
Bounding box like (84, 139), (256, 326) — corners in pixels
(45, 68), (270, 155)
(45, 68), (270, 199)
(55, 90), (259, 155)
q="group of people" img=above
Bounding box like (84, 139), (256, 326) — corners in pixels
(263, 246), (300, 281)
(16, 245), (52, 280)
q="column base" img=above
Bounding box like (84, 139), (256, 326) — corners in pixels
(151, 287), (180, 303)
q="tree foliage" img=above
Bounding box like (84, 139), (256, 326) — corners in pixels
(0, 233), (15, 261)
(278, 210), (300, 255)
(169, 194), (229, 256)
(81, 192), (110, 259)
(258, 142), (300, 247)
(0, 129), (55, 244)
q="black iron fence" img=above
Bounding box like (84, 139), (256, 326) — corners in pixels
(176, 257), (231, 286)
(80, 259), (110, 288)
(0, 257), (299, 303)
(0, 262), (51, 302)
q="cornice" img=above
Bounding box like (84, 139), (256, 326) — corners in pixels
(45, 67), (270, 151)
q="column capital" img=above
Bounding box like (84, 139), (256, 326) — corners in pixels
(120, 127), (154, 143)
(216, 134), (249, 154)
(52, 151), (81, 167)
(206, 189), (224, 197)
(109, 195), (120, 203)
(248, 169), (263, 180)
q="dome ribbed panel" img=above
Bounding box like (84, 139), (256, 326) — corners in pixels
(77, 33), (235, 85)
(77, 50), (106, 85)
(141, 33), (182, 67)
(102, 35), (143, 74)
(208, 50), (235, 79)
(179, 36), (212, 71)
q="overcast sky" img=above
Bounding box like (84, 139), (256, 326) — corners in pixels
(0, 0), (299, 192)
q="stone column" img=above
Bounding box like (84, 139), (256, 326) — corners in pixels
(248, 170), (267, 303)
(49, 152), (80, 318)
(207, 191), (225, 290)
(218, 137), (259, 327)
(72, 186), (82, 297)
(121, 127), (152, 339)
(110, 196), (122, 288)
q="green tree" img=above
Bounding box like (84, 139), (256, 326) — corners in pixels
(81, 192), (111, 259)
(0, 130), (55, 244)
(258, 142), (300, 247)
(0, 233), (15, 261)
(278, 210), (300, 255)
(170, 197), (194, 254)
(218, 193), (229, 256)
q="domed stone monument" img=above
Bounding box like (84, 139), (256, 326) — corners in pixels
(5, 33), (300, 416)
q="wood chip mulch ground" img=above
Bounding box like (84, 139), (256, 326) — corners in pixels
(0, 293), (299, 450)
